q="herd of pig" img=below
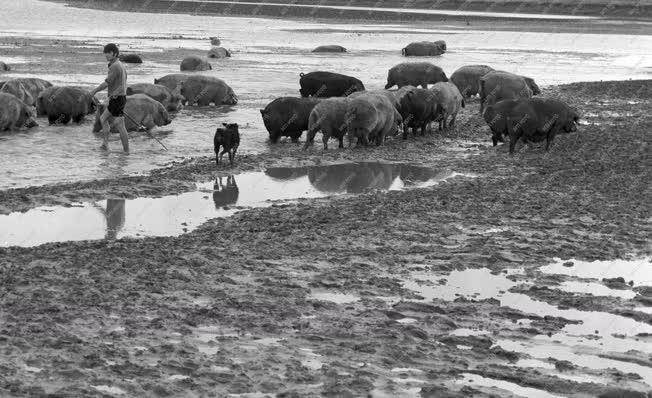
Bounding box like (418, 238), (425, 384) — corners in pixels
(0, 38), (580, 165)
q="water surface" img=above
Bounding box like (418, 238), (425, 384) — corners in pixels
(0, 0), (650, 188)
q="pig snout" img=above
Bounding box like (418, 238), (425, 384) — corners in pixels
(25, 118), (38, 128)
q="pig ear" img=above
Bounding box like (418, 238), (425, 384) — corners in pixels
(222, 123), (228, 127)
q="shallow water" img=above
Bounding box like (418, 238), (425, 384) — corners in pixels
(0, 162), (468, 247)
(456, 373), (565, 398)
(401, 266), (652, 386)
(0, 0), (650, 188)
(541, 257), (652, 286)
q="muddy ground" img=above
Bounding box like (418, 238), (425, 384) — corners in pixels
(1, 80), (651, 397)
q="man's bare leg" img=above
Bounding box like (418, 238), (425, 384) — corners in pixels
(111, 116), (130, 153)
(99, 108), (112, 150)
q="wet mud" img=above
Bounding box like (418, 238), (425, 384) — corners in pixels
(0, 80), (651, 396)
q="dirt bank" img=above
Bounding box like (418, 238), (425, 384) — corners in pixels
(0, 80), (650, 396)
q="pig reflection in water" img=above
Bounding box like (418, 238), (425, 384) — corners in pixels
(213, 176), (239, 209)
(95, 199), (126, 240)
(265, 163), (439, 194)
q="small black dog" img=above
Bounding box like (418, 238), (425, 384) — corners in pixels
(214, 122), (240, 166)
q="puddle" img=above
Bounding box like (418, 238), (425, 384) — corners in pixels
(456, 373), (564, 398)
(449, 328), (489, 337)
(541, 258), (652, 286)
(0, 162), (475, 247)
(299, 348), (323, 370)
(498, 338), (652, 385)
(309, 290), (360, 304)
(91, 385), (126, 395)
(403, 268), (652, 339)
(404, 268), (514, 301)
(24, 365), (43, 373)
(557, 281), (636, 299)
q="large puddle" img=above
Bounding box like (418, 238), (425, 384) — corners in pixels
(0, 162), (473, 247)
(398, 262), (652, 387)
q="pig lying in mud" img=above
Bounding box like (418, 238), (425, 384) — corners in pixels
(0, 80), (35, 106)
(0, 92), (38, 131)
(127, 83), (184, 112)
(92, 94), (170, 133)
(312, 45), (347, 53)
(119, 54), (143, 64)
(299, 71), (365, 98)
(304, 97), (349, 150)
(1, 78), (52, 107)
(385, 62), (448, 89)
(180, 55), (212, 71)
(503, 98), (580, 154)
(208, 47), (231, 58)
(401, 40), (446, 56)
(261, 96), (321, 143)
(346, 92), (402, 146)
(180, 75), (237, 106)
(154, 74), (190, 92)
(36, 86), (96, 124)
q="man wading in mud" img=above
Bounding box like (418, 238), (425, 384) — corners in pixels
(91, 43), (129, 152)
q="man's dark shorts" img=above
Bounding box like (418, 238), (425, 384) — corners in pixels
(107, 95), (126, 117)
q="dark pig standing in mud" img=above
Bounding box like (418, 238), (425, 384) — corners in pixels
(180, 55), (212, 71)
(399, 88), (439, 138)
(346, 92), (402, 146)
(36, 86), (97, 124)
(299, 71), (365, 98)
(401, 41), (446, 56)
(0, 92), (38, 131)
(482, 98), (519, 146)
(260, 96), (321, 143)
(479, 70), (533, 114)
(385, 62), (448, 89)
(214, 122), (240, 166)
(127, 83), (184, 112)
(450, 65), (494, 98)
(180, 75), (237, 106)
(92, 94), (170, 133)
(430, 81), (465, 130)
(304, 97), (349, 150)
(505, 98), (580, 154)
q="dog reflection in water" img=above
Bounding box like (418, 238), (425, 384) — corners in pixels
(95, 199), (126, 239)
(213, 176), (239, 209)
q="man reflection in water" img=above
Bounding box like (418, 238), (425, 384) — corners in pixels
(97, 199), (126, 240)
